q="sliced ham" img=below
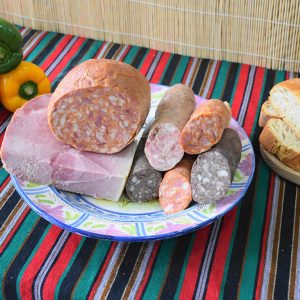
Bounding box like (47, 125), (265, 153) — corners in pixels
(1, 94), (139, 201)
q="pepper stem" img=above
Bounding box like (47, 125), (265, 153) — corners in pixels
(19, 81), (38, 100)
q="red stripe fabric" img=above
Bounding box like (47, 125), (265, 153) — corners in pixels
(23, 32), (48, 59)
(94, 41), (108, 58)
(48, 37), (86, 82)
(0, 132), (5, 148)
(19, 226), (62, 300)
(88, 242), (117, 300)
(139, 49), (158, 76)
(204, 208), (238, 300)
(243, 67), (265, 135)
(135, 242), (161, 299)
(150, 52), (171, 83)
(0, 207), (31, 254)
(0, 109), (11, 124)
(181, 58), (194, 84)
(41, 35), (73, 71)
(179, 227), (211, 299)
(254, 173), (275, 300)
(119, 46), (131, 61)
(0, 177), (12, 191)
(206, 61), (221, 99)
(42, 234), (82, 299)
(231, 64), (250, 119)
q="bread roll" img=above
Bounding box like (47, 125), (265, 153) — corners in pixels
(269, 78), (300, 138)
(259, 119), (300, 172)
(258, 100), (281, 127)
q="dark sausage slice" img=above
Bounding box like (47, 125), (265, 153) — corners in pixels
(145, 84), (196, 171)
(126, 138), (162, 202)
(191, 128), (242, 205)
(213, 128), (242, 180)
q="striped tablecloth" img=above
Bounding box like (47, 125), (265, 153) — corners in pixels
(0, 27), (299, 300)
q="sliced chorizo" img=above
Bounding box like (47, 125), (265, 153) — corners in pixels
(180, 99), (231, 154)
(159, 157), (194, 214)
(48, 59), (151, 154)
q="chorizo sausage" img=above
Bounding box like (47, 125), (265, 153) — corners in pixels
(158, 157), (194, 214)
(180, 99), (231, 154)
(48, 59), (151, 154)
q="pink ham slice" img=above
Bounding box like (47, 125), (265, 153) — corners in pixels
(1, 94), (139, 201)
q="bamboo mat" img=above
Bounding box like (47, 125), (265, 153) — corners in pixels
(1, 0), (300, 72)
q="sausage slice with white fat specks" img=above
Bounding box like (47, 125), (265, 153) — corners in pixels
(180, 99), (231, 155)
(48, 59), (151, 154)
(126, 137), (162, 202)
(191, 128), (242, 205)
(145, 84), (196, 171)
(159, 157), (194, 214)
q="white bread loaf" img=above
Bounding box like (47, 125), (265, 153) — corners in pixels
(259, 119), (300, 172)
(258, 100), (281, 127)
(269, 78), (300, 139)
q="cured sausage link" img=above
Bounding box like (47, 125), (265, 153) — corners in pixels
(159, 157), (194, 214)
(145, 84), (196, 171)
(180, 99), (231, 155)
(191, 128), (242, 205)
(48, 59), (151, 154)
(126, 138), (162, 202)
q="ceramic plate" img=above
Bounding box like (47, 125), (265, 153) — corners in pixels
(11, 84), (255, 241)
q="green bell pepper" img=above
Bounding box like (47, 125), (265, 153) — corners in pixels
(0, 18), (23, 74)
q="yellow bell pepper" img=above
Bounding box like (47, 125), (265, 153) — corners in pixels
(0, 61), (51, 112)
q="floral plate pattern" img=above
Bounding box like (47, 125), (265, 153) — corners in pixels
(11, 84), (255, 241)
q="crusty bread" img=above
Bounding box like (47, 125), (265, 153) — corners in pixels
(259, 119), (300, 172)
(258, 100), (281, 127)
(269, 78), (300, 138)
